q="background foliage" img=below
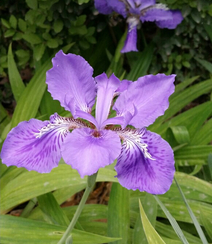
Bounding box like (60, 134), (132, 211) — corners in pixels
(0, 0), (212, 243)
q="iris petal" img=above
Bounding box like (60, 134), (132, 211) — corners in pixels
(113, 74), (175, 128)
(121, 22), (138, 53)
(107, 0), (127, 17)
(94, 0), (113, 14)
(140, 4), (172, 23)
(115, 128), (175, 194)
(0, 113), (78, 173)
(46, 50), (96, 117)
(95, 73), (120, 128)
(61, 127), (121, 178)
(156, 10), (183, 29)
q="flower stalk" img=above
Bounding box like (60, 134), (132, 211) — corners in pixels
(57, 172), (98, 244)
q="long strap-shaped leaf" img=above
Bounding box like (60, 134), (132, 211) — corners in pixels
(153, 195), (189, 244)
(174, 178), (209, 244)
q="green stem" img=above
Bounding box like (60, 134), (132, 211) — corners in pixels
(57, 173), (98, 244)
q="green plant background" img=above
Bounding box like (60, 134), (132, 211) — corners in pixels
(0, 0), (212, 243)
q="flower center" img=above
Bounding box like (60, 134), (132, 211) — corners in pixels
(92, 130), (102, 138)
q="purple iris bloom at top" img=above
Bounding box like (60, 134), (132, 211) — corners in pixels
(94, 0), (183, 53)
(1, 50), (176, 194)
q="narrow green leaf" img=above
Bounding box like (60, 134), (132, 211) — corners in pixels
(37, 192), (70, 226)
(208, 153), (212, 180)
(0, 215), (120, 243)
(8, 43), (25, 101)
(174, 76), (199, 94)
(150, 79), (212, 131)
(169, 126), (190, 144)
(174, 145), (212, 162)
(190, 165), (202, 176)
(191, 118), (212, 145)
(174, 178), (209, 244)
(139, 200), (166, 244)
(107, 183), (130, 244)
(156, 221), (202, 244)
(195, 58), (212, 73)
(11, 58), (52, 128)
(154, 196), (189, 244)
(133, 194), (157, 244)
(0, 166), (118, 214)
(200, 212), (212, 240)
(126, 43), (154, 80)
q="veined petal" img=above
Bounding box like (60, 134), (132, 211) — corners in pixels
(95, 73), (120, 128)
(46, 50), (96, 117)
(156, 10), (183, 29)
(121, 20), (138, 53)
(115, 128), (175, 194)
(94, 0), (113, 14)
(61, 128), (121, 178)
(113, 74), (175, 128)
(0, 113), (85, 173)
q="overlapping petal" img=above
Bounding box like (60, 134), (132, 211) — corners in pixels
(115, 129), (175, 194)
(113, 74), (175, 128)
(121, 22), (138, 53)
(0, 114), (74, 173)
(46, 50), (96, 117)
(95, 73), (120, 128)
(61, 128), (121, 178)
(156, 10), (183, 29)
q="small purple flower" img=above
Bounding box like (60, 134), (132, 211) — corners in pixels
(94, 0), (183, 53)
(1, 50), (176, 194)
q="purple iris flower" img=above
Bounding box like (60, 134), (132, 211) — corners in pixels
(94, 0), (183, 53)
(1, 50), (176, 194)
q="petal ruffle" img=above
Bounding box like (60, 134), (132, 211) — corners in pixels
(156, 10), (183, 29)
(61, 128), (121, 178)
(115, 129), (175, 194)
(46, 50), (96, 117)
(140, 4), (172, 23)
(94, 0), (113, 14)
(95, 73), (120, 128)
(113, 74), (175, 128)
(0, 113), (75, 173)
(121, 21), (138, 53)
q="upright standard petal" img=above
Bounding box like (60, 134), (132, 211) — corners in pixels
(46, 50), (96, 117)
(156, 10), (183, 29)
(94, 0), (113, 14)
(95, 73), (120, 128)
(121, 20), (138, 53)
(61, 128), (121, 178)
(0, 114), (76, 173)
(115, 129), (175, 194)
(113, 74), (175, 128)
